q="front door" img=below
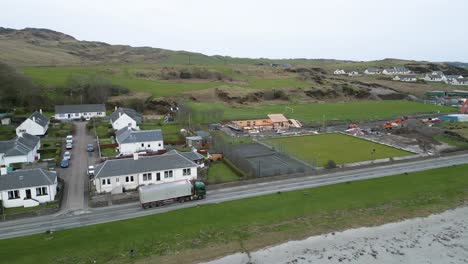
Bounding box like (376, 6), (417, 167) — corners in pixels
(25, 189), (32, 199)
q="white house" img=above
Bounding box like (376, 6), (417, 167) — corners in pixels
(110, 107), (143, 130)
(0, 133), (40, 168)
(364, 68), (382, 75)
(333, 69), (346, 75)
(383, 67), (410, 75)
(116, 127), (164, 155)
(450, 77), (468, 85)
(54, 104), (106, 120)
(347, 70), (359, 76)
(93, 150), (198, 194)
(424, 74), (445, 82)
(392, 74), (419, 82)
(0, 168), (57, 208)
(445, 75), (464, 84)
(16, 111), (49, 136)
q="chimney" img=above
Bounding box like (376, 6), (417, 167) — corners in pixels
(39, 109), (42, 114)
(32, 116), (36, 122)
(133, 152), (139, 160)
(115, 106), (118, 111)
(128, 123), (132, 130)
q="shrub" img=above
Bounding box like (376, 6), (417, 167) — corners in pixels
(324, 160), (337, 169)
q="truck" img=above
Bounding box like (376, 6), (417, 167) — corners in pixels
(139, 180), (206, 209)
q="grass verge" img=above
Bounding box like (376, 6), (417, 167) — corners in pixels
(206, 161), (241, 184)
(1, 164), (468, 264)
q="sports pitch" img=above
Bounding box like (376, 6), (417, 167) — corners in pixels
(263, 133), (413, 166)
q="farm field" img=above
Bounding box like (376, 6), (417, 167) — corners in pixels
(1, 164), (467, 264)
(187, 100), (455, 124)
(263, 133), (413, 166)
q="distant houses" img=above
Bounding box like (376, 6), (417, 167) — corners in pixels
(16, 110), (49, 136)
(110, 107), (143, 130)
(449, 77), (468, 85)
(54, 104), (106, 120)
(333, 69), (346, 75)
(382, 67), (410, 75)
(364, 68), (382, 75)
(334, 69), (359, 76)
(423, 72), (445, 82)
(392, 74), (419, 82)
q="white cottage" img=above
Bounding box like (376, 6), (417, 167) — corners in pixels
(116, 127), (164, 155)
(392, 74), (419, 82)
(364, 68), (382, 75)
(93, 151), (198, 194)
(16, 111), (49, 136)
(110, 107), (143, 130)
(0, 168), (57, 208)
(333, 69), (346, 75)
(54, 104), (106, 120)
(0, 133), (40, 167)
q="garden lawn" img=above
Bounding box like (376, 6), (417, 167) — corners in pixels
(206, 161), (241, 184)
(140, 123), (183, 143)
(263, 133), (413, 166)
(1, 164), (468, 264)
(187, 100), (455, 124)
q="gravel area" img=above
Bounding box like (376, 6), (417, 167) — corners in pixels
(203, 206), (468, 264)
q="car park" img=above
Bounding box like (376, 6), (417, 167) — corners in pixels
(86, 144), (94, 152)
(63, 151), (71, 160)
(60, 159), (69, 168)
(66, 143), (73, 149)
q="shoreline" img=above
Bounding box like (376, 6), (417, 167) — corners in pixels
(203, 206), (468, 264)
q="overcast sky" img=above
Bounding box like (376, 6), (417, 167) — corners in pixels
(2, 0), (468, 62)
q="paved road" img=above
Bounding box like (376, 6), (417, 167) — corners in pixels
(60, 121), (96, 211)
(1, 153), (468, 240)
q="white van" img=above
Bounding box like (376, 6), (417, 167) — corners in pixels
(66, 135), (73, 144)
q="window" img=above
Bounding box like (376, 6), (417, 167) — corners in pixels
(102, 179), (106, 185)
(143, 173), (152, 181)
(107, 179), (111, 185)
(183, 168), (191, 176)
(130, 176), (134, 182)
(156, 172), (161, 181)
(125, 176), (129, 182)
(164, 170), (173, 178)
(8, 190), (20, 200)
(98, 112), (103, 115)
(36, 187), (48, 196)
(116, 178), (119, 183)
(158, 143), (161, 147)
(19, 129), (26, 133)
(147, 144), (150, 148)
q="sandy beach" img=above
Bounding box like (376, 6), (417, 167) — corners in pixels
(203, 206), (468, 264)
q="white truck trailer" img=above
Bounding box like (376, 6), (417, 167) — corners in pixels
(138, 180), (206, 209)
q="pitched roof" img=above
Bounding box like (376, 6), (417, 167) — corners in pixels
(0, 169), (57, 191)
(110, 107), (143, 123)
(55, 104), (106, 114)
(94, 151), (197, 178)
(394, 66), (409, 72)
(268, 114), (289, 123)
(0, 133), (39, 157)
(116, 127), (163, 144)
(28, 111), (49, 128)
(366, 68), (382, 73)
(180, 151), (204, 161)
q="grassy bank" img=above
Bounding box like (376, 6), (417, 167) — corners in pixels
(1, 164), (468, 264)
(263, 133), (413, 166)
(187, 100), (455, 124)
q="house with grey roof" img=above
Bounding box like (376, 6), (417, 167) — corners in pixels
(116, 127), (164, 155)
(0, 133), (40, 168)
(444, 75), (464, 84)
(93, 150), (198, 193)
(392, 74), (419, 82)
(54, 104), (106, 120)
(0, 168), (57, 208)
(364, 68), (382, 75)
(168, 149), (205, 168)
(16, 110), (49, 136)
(383, 67), (410, 75)
(110, 107), (143, 130)
(424, 73), (445, 82)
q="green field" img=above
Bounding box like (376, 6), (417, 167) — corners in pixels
(206, 161), (241, 184)
(187, 100), (455, 124)
(263, 133), (413, 166)
(1, 164), (467, 264)
(140, 123), (183, 142)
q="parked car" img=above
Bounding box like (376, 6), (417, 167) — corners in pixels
(86, 144), (94, 152)
(88, 165), (95, 176)
(66, 135), (73, 144)
(60, 159), (69, 168)
(63, 151), (71, 160)
(66, 143), (73, 149)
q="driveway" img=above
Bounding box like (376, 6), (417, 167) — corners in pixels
(60, 121), (97, 212)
